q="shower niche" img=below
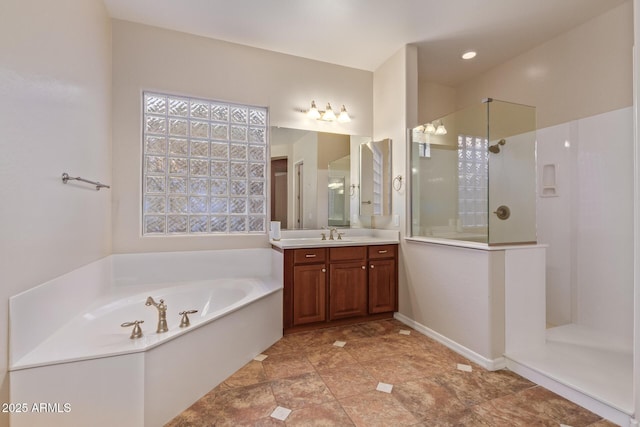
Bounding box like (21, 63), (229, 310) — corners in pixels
(409, 98), (536, 245)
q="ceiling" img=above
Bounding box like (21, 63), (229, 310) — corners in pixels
(103, 0), (628, 87)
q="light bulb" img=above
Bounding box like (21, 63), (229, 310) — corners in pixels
(424, 123), (436, 134)
(435, 122), (447, 135)
(321, 103), (336, 121)
(307, 100), (321, 119)
(337, 105), (351, 123)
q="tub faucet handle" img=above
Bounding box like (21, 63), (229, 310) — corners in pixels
(121, 320), (144, 339)
(179, 310), (198, 328)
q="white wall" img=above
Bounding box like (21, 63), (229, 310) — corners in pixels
(536, 122), (576, 326)
(538, 107), (634, 343)
(112, 20), (373, 253)
(572, 109), (634, 337)
(0, 0), (112, 421)
(454, 1), (633, 129)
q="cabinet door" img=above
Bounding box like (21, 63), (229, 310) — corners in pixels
(292, 264), (326, 326)
(368, 259), (397, 313)
(329, 261), (367, 320)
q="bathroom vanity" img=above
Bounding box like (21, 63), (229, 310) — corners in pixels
(271, 230), (399, 333)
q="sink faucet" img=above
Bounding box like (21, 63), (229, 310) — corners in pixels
(145, 296), (168, 333)
(328, 227), (337, 240)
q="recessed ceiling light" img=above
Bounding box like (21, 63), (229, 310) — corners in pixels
(462, 51), (477, 60)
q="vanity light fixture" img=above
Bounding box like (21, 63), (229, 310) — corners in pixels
(421, 120), (447, 136)
(306, 101), (351, 123)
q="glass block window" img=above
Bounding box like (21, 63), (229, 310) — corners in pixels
(457, 135), (488, 228)
(142, 92), (268, 235)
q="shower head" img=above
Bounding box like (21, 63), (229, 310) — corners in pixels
(488, 139), (506, 154)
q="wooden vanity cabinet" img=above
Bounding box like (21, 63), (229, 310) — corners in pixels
(367, 245), (398, 314)
(289, 248), (326, 327)
(328, 246), (367, 320)
(282, 243), (398, 333)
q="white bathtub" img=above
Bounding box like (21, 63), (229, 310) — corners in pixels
(9, 248), (283, 427)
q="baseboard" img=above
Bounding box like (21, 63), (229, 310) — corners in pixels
(393, 313), (506, 371)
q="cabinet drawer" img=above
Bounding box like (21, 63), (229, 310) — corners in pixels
(330, 246), (366, 262)
(368, 245), (397, 259)
(293, 248), (326, 264)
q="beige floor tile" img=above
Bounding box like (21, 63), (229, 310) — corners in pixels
(339, 389), (418, 427)
(317, 363), (379, 399)
(514, 386), (603, 426)
(393, 377), (466, 422)
(195, 382), (278, 425)
(285, 401), (355, 426)
(305, 343), (360, 370)
(431, 366), (529, 406)
(361, 355), (426, 384)
(222, 360), (267, 388)
(261, 351), (315, 380)
(270, 371), (336, 410)
(471, 393), (559, 427)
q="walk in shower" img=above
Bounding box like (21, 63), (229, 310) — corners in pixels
(409, 98), (536, 245)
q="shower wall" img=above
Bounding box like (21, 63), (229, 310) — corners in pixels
(537, 107), (633, 347)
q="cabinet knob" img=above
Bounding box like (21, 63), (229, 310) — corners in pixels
(361, 265), (366, 269)
(305, 254), (317, 258)
(370, 265), (375, 269)
(321, 268), (326, 273)
(378, 250), (388, 254)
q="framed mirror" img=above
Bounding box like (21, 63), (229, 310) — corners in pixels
(359, 138), (392, 216)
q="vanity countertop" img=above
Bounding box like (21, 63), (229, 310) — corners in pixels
(270, 229), (399, 249)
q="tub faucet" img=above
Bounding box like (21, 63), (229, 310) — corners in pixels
(145, 296), (168, 333)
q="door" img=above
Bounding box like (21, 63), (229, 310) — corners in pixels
(292, 264), (326, 325)
(329, 261), (367, 320)
(294, 161), (304, 229)
(270, 158), (288, 226)
(368, 259), (396, 313)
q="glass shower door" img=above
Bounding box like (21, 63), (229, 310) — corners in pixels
(487, 100), (537, 245)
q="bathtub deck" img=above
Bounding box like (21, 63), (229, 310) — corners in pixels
(11, 277), (281, 371)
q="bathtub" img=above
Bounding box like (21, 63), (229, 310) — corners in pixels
(9, 248), (283, 427)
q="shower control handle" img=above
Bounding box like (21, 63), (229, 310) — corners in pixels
(493, 205), (511, 220)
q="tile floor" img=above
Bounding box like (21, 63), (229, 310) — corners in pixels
(166, 319), (617, 426)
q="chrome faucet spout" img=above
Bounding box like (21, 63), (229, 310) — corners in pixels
(145, 296), (168, 333)
(329, 227), (338, 240)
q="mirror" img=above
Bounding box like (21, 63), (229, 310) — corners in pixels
(328, 155), (351, 227)
(270, 127), (370, 229)
(359, 138), (392, 216)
